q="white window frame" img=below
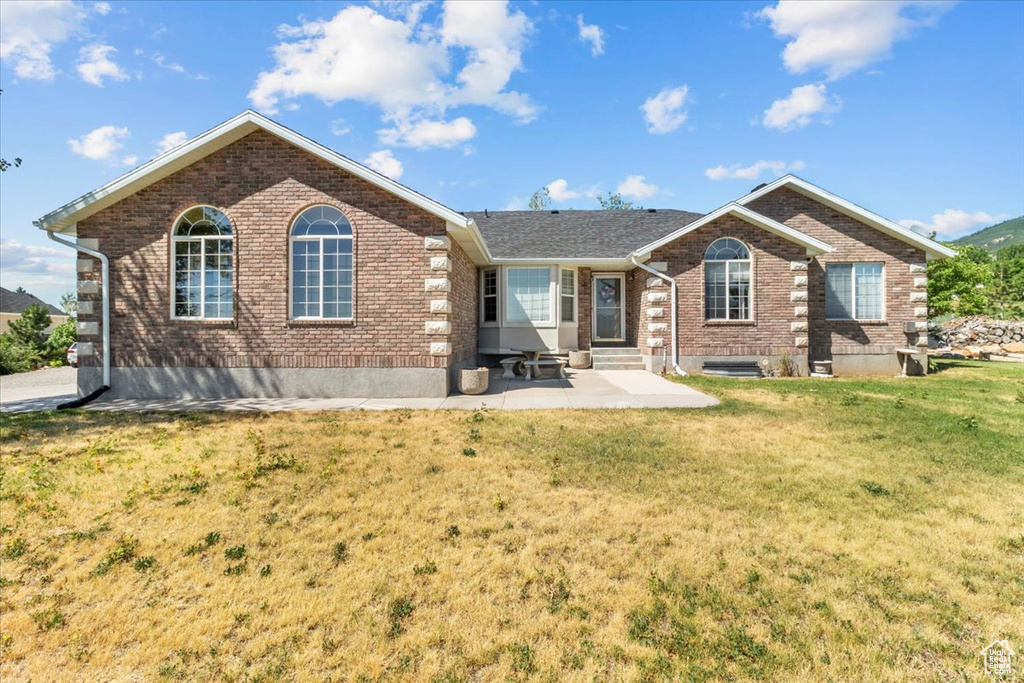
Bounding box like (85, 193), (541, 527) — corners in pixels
(169, 206), (234, 321)
(559, 267), (578, 325)
(703, 237), (753, 322)
(288, 205), (355, 321)
(479, 267), (499, 326)
(825, 262), (886, 321)
(504, 266), (556, 327)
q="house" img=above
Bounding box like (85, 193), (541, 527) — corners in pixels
(0, 286), (68, 336)
(34, 111), (954, 399)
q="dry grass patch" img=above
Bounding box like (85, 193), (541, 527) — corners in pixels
(0, 360), (1022, 681)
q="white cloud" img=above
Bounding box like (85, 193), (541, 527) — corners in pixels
(640, 85), (689, 134)
(502, 196), (527, 211)
(155, 131), (188, 154)
(899, 209), (1010, 240)
(576, 14), (605, 56)
(93, 2), (111, 16)
(68, 125), (129, 161)
(121, 155), (137, 166)
(757, 0), (953, 80)
(249, 2), (536, 148)
(705, 159), (806, 181)
(617, 175), (659, 199)
(0, 239), (73, 276)
(363, 150), (403, 179)
(0, 0), (86, 80)
(378, 116), (477, 149)
(76, 43), (128, 86)
(547, 178), (581, 202)
(330, 118), (352, 136)
(762, 83), (840, 131)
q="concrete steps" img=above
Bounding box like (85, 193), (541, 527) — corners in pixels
(591, 347), (646, 371)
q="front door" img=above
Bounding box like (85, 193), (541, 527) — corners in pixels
(592, 273), (625, 341)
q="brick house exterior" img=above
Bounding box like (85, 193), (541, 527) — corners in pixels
(36, 112), (953, 399)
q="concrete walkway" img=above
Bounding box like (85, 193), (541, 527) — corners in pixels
(78, 368), (717, 412)
(0, 367), (77, 413)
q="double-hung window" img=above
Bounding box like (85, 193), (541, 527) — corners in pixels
(826, 263), (883, 320)
(290, 206), (354, 319)
(560, 268), (576, 323)
(480, 268), (498, 323)
(172, 206), (234, 319)
(704, 238), (752, 321)
(506, 267), (552, 324)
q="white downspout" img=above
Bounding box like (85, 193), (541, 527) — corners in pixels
(630, 255), (686, 376)
(46, 231), (111, 388)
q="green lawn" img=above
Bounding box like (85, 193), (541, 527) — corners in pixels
(0, 359), (1022, 681)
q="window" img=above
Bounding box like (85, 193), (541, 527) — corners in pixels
(704, 238), (751, 320)
(172, 206), (233, 319)
(560, 268), (576, 323)
(481, 268), (498, 323)
(290, 205), (353, 319)
(826, 263), (883, 320)
(506, 267), (552, 324)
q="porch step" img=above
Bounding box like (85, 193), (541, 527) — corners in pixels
(592, 347), (645, 371)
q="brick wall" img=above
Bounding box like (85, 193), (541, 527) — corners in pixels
(447, 239), (478, 365)
(75, 130), (458, 371)
(748, 187), (927, 358)
(576, 267), (592, 350)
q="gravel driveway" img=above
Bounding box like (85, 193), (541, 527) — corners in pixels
(0, 366), (78, 413)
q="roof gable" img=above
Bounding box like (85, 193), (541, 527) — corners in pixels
(0, 287), (64, 316)
(737, 175), (956, 260)
(35, 111), (470, 235)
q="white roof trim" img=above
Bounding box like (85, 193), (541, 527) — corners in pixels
(35, 110), (471, 234)
(736, 175), (956, 259)
(633, 202), (834, 258)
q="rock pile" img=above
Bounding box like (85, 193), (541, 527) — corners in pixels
(931, 316), (1024, 357)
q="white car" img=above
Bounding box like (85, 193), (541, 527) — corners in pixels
(67, 342), (78, 367)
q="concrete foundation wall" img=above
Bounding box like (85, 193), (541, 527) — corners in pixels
(91, 366), (450, 399)
(830, 353), (922, 376)
(677, 354), (810, 376)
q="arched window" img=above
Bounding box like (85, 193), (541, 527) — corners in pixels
(172, 206), (233, 319)
(290, 205), (353, 319)
(704, 237), (751, 320)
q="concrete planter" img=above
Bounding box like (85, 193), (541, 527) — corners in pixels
(458, 367), (489, 395)
(569, 350), (591, 369)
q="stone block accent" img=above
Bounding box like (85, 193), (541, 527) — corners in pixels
(790, 291), (808, 302)
(424, 321), (451, 335)
(913, 322), (928, 331)
(909, 263), (927, 273)
(648, 322), (668, 332)
(429, 300), (452, 314)
(793, 275), (808, 286)
(77, 238), (99, 250)
(794, 336), (809, 348)
(647, 337), (664, 347)
(429, 341), (452, 356)
(915, 307), (928, 318)
(910, 292), (927, 302)
(430, 256), (452, 272)
(424, 278), (451, 293)
(794, 306), (808, 317)
(646, 276), (666, 288)
(77, 259), (94, 273)
(649, 261), (668, 271)
(915, 338), (929, 347)
(647, 307), (664, 318)
(77, 342), (94, 356)
(647, 292), (668, 303)
(913, 277), (927, 288)
(791, 321), (808, 332)
(424, 236), (450, 250)
(78, 280), (100, 295)
(790, 261), (808, 271)
(77, 301), (94, 315)
(78, 321), (99, 336)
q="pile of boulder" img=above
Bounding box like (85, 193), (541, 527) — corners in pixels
(930, 316), (1024, 359)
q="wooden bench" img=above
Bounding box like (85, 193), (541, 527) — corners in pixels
(499, 356), (525, 379)
(523, 358), (567, 380)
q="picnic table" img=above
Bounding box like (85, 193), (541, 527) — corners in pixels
(509, 347), (566, 380)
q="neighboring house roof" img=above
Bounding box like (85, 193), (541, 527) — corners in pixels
(465, 209), (704, 260)
(0, 287), (64, 317)
(737, 175), (957, 260)
(635, 203), (835, 258)
(34, 110), (473, 237)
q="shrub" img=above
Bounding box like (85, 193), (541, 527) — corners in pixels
(44, 318), (76, 364)
(0, 336), (41, 375)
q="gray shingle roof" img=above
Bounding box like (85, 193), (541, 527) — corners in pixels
(0, 287), (64, 316)
(464, 209), (704, 259)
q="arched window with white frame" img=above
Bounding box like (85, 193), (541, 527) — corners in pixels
(172, 206), (234, 319)
(290, 205), (354, 319)
(704, 237), (752, 320)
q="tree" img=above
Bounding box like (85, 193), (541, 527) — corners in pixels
(596, 192), (641, 210)
(6, 303), (52, 350)
(59, 290), (78, 317)
(528, 186), (551, 211)
(14, 286), (26, 294)
(927, 245), (992, 317)
(45, 318), (77, 363)
(989, 244), (1024, 318)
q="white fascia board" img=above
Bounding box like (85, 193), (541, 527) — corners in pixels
(633, 203), (834, 258)
(35, 110), (470, 234)
(491, 257), (635, 269)
(736, 175), (956, 259)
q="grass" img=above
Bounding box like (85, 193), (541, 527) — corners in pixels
(0, 359), (1021, 681)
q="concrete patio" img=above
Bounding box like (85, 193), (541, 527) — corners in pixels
(71, 368), (717, 412)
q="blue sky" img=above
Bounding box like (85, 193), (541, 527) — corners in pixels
(1, 0), (1022, 305)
